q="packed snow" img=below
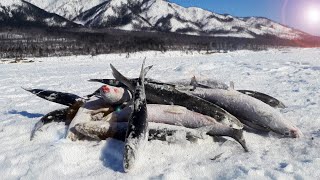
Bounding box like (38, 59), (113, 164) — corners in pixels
(1, 48), (320, 179)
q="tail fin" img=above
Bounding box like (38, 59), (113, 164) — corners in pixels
(30, 120), (44, 141)
(232, 129), (249, 152)
(110, 64), (134, 91)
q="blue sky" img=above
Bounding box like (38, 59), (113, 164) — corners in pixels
(169, 0), (320, 36)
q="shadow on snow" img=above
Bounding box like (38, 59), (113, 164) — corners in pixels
(7, 110), (43, 118)
(100, 139), (125, 172)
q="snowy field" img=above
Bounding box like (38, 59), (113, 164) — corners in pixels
(1, 48), (320, 179)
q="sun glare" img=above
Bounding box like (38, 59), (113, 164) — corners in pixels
(306, 7), (320, 24)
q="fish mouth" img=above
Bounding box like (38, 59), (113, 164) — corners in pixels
(285, 128), (303, 138)
(291, 128), (303, 138)
(101, 85), (111, 93)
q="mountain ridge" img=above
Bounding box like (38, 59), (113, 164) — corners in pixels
(72, 0), (308, 39)
(0, 0), (79, 28)
(2, 0), (316, 40)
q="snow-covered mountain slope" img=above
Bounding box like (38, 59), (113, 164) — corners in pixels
(3, 0), (310, 40)
(1, 48), (320, 179)
(26, 0), (107, 20)
(0, 0), (79, 28)
(71, 0), (305, 39)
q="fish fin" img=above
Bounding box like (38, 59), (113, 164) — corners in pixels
(139, 59), (146, 81)
(87, 79), (104, 83)
(110, 64), (135, 91)
(200, 125), (248, 152)
(21, 87), (32, 92)
(230, 81), (235, 89)
(232, 129), (249, 152)
(30, 120), (45, 141)
(190, 76), (198, 90)
(30, 108), (70, 140)
(85, 88), (100, 99)
(144, 65), (153, 77)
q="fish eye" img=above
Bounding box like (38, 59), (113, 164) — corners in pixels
(284, 132), (290, 136)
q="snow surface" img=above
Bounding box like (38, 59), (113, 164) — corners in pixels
(1, 48), (320, 179)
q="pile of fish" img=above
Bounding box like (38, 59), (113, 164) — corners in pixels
(24, 61), (302, 172)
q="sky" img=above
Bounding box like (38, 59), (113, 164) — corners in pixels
(169, 0), (320, 36)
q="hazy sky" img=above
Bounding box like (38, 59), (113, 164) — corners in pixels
(169, 0), (320, 36)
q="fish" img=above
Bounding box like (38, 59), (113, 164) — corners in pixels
(25, 88), (248, 151)
(30, 101), (83, 140)
(104, 104), (248, 151)
(88, 78), (177, 88)
(189, 77), (286, 108)
(74, 121), (206, 142)
(89, 78), (243, 129)
(110, 61), (149, 172)
(29, 106), (206, 143)
(65, 96), (113, 141)
(237, 90), (286, 108)
(30, 108), (68, 141)
(186, 88), (302, 138)
(99, 84), (132, 105)
(89, 76), (286, 109)
(22, 87), (84, 106)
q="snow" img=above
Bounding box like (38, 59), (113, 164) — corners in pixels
(0, 0), (72, 27)
(0, 0), (23, 13)
(26, 0), (108, 20)
(1, 48), (320, 178)
(69, 0), (304, 39)
(21, 0), (305, 39)
(0, 0), (22, 6)
(213, 33), (255, 38)
(244, 17), (303, 39)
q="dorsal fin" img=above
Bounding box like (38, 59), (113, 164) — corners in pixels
(110, 64), (135, 91)
(190, 76), (198, 86)
(144, 65), (153, 77)
(139, 59), (146, 81)
(230, 81), (235, 90)
(190, 76), (198, 90)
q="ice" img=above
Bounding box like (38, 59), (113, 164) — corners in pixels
(0, 48), (320, 178)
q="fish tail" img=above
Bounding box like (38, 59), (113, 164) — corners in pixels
(30, 120), (45, 141)
(232, 129), (249, 152)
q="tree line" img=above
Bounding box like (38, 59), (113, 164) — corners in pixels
(1, 27), (320, 59)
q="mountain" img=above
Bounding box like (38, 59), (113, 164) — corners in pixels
(71, 0), (306, 40)
(26, 0), (107, 20)
(6, 0), (312, 40)
(0, 0), (79, 28)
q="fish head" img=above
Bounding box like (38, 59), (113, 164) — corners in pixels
(283, 127), (303, 138)
(99, 85), (125, 104)
(101, 85), (111, 93)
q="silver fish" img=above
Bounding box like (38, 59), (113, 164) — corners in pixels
(186, 88), (302, 138)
